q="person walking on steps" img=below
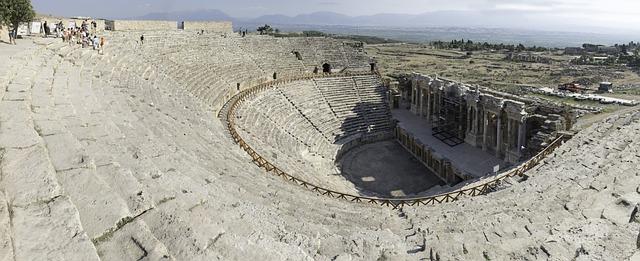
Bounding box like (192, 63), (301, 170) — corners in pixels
(140, 34), (144, 45)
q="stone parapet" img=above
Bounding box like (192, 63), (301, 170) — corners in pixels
(111, 20), (177, 31)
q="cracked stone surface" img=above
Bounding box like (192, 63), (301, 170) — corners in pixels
(0, 35), (638, 260)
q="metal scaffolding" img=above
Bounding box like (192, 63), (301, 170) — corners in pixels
(432, 96), (466, 147)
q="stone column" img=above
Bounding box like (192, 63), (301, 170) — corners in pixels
(467, 107), (472, 132)
(420, 90), (425, 117)
(432, 91), (438, 123)
(426, 87), (431, 123)
(517, 118), (526, 153)
(474, 106), (480, 134)
(412, 87), (416, 107)
(415, 87), (421, 116)
(482, 112), (489, 151)
(434, 92), (439, 112)
(495, 112), (502, 157)
(419, 88), (424, 117)
(459, 101), (465, 138)
(507, 119), (513, 151)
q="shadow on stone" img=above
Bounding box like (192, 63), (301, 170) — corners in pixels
(333, 101), (445, 198)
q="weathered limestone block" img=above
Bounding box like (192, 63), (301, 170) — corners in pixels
(94, 219), (172, 260)
(1, 145), (62, 206)
(32, 119), (66, 136)
(95, 164), (156, 217)
(55, 168), (131, 239)
(0, 101), (40, 149)
(11, 196), (99, 261)
(42, 132), (89, 171)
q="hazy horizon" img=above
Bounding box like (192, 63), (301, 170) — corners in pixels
(32, 0), (640, 35)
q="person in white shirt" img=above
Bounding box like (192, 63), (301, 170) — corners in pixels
(92, 36), (99, 50)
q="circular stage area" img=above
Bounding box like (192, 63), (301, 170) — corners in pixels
(338, 140), (445, 197)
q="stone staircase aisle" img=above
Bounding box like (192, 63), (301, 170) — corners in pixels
(65, 43), (242, 260)
(0, 41), (100, 260)
(42, 43), (175, 260)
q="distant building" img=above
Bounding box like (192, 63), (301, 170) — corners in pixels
(598, 82), (613, 93)
(582, 44), (602, 52)
(506, 52), (551, 63)
(597, 46), (618, 55)
(564, 47), (584, 55)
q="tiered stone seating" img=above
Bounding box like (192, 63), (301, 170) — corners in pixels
(278, 81), (343, 139)
(1, 29), (636, 261)
(233, 74), (392, 193)
(313, 76), (392, 139)
(352, 75), (392, 132)
(99, 32), (370, 111)
(0, 42), (101, 260)
(33, 41), (252, 259)
(30, 32), (386, 236)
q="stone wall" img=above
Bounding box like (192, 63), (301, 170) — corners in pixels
(395, 126), (467, 185)
(183, 21), (233, 33)
(112, 20), (177, 31)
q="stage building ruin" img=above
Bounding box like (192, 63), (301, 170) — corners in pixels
(393, 73), (573, 184)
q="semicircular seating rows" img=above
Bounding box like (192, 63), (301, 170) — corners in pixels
(1, 30), (635, 260)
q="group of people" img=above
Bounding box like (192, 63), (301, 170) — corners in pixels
(59, 20), (105, 54)
(237, 28), (248, 37)
(5, 19), (104, 49)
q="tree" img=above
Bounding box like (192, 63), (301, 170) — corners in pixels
(0, 0), (36, 44)
(256, 24), (273, 35)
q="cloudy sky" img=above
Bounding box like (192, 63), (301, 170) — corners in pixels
(32, 0), (640, 32)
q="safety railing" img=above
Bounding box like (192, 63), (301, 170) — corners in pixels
(225, 72), (568, 208)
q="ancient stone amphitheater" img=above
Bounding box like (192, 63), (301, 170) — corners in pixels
(0, 29), (639, 261)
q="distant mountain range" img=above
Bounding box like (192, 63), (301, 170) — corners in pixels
(133, 9), (623, 34)
(136, 9), (234, 22)
(131, 9), (638, 47)
(135, 10), (524, 28)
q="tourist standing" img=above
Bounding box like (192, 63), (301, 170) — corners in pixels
(43, 21), (49, 36)
(92, 35), (99, 50)
(140, 34), (144, 45)
(57, 21), (63, 37)
(99, 36), (105, 54)
(67, 30), (72, 45)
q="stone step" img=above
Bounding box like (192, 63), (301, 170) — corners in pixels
(47, 47), (176, 259)
(0, 45), (100, 261)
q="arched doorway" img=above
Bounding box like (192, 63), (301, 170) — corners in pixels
(322, 63), (331, 73)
